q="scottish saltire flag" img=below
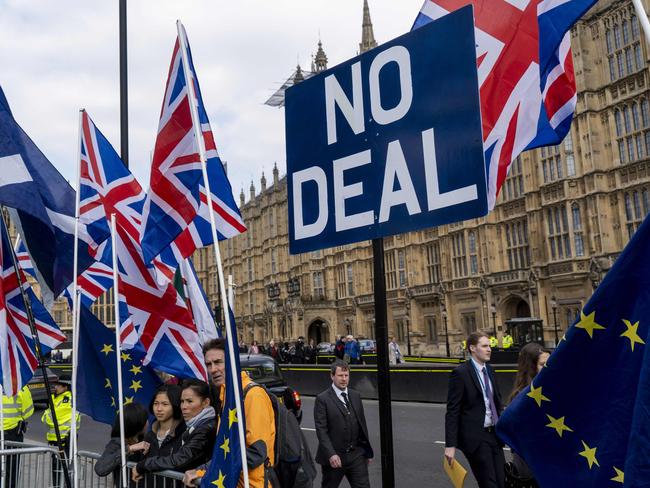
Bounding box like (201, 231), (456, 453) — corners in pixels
(414, 0), (594, 209)
(0, 219), (65, 396)
(76, 304), (162, 425)
(141, 22), (246, 266)
(497, 216), (650, 487)
(202, 307), (244, 488)
(79, 111), (207, 380)
(0, 87), (109, 298)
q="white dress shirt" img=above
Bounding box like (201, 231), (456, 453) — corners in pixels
(470, 357), (494, 427)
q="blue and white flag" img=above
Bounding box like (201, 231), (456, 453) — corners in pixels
(0, 87), (109, 299)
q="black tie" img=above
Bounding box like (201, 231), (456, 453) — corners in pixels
(341, 392), (351, 412)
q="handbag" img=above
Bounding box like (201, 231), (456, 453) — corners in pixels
(505, 461), (539, 488)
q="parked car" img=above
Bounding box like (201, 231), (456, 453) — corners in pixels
(240, 354), (302, 422)
(317, 342), (334, 354)
(358, 339), (377, 354)
(27, 367), (59, 403)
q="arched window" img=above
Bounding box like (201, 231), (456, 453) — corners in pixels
(632, 15), (640, 38)
(606, 29), (613, 53)
(615, 109), (623, 136)
(632, 103), (640, 129)
(642, 99), (650, 127)
(623, 19), (630, 44)
(624, 106), (632, 133)
(614, 24), (622, 49)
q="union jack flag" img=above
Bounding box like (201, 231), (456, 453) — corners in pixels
(141, 22), (245, 267)
(78, 111), (207, 380)
(414, 0), (595, 209)
(0, 219), (66, 396)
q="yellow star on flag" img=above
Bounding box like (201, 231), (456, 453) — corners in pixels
(101, 344), (114, 355)
(124, 396), (134, 405)
(578, 440), (599, 469)
(111, 397), (116, 407)
(220, 437), (230, 458)
(611, 467), (624, 484)
(129, 380), (142, 392)
(575, 310), (606, 339)
(620, 319), (645, 352)
(228, 408), (238, 428)
(129, 365), (142, 375)
(527, 384), (550, 407)
(211, 471), (226, 488)
(104, 378), (112, 389)
(545, 415), (573, 438)
(121, 352), (131, 362)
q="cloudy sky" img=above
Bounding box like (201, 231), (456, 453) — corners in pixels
(0, 0), (423, 202)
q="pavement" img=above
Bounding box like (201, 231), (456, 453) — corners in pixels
(25, 397), (485, 487)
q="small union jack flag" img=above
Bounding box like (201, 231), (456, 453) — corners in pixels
(0, 219), (66, 396)
(414, 0), (595, 209)
(141, 21), (245, 267)
(78, 111), (207, 380)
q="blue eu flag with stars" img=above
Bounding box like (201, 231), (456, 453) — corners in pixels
(76, 304), (161, 424)
(497, 215), (650, 487)
(202, 307), (244, 488)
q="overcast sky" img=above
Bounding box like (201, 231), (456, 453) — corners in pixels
(0, 0), (423, 203)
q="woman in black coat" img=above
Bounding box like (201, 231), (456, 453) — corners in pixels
(94, 402), (149, 487)
(131, 379), (216, 482)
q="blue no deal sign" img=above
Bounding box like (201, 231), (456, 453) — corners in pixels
(286, 6), (486, 255)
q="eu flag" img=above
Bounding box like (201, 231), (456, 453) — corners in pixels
(497, 216), (650, 487)
(76, 304), (161, 424)
(202, 307), (244, 488)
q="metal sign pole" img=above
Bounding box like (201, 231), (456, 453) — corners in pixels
(119, 0), (128, 167)
(372, 237), (395, 487)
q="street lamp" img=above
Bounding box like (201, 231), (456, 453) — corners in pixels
(551, 296), (559, 346)
(490, 303), (497, 336)
(441, 308), (449, 357)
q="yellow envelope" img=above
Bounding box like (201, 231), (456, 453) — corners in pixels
(443, 457), (467, 488)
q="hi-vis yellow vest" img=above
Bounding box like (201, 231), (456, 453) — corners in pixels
(2, 387), (34, 430)
(41, 391), (80, 441)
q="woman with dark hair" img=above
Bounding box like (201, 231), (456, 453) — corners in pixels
(95, 402), (149, 486)
(140, 385), (186, 487)
(504, 343), (550, 487)
(131, 379), (216, 482)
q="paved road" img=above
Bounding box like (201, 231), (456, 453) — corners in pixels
(26, 399), (483, 487)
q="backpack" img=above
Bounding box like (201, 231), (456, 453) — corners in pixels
(244, 383), (316, 488)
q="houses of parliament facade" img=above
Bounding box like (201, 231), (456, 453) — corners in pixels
(192, 0), (650, 355)
(50, 0), (650, 356)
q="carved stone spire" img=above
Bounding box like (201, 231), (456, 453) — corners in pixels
(273, 162), (279, 185)
(314, 40), (328, 72)
(293, 64), (305, 84)
(240, 187), (245, 207)
(249, 180), (256, 200)
(261, 172), (267, 192)
(359, 0), (377, 54)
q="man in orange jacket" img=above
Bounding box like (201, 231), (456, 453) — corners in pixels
(184, 338), (276, 487)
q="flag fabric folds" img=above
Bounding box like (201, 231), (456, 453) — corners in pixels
(76, 304), (162, 425)
(141, 22), (245, 267)
(201, 307), (244, 488)
(0, 218), (65, 396)
(413, 0), (596, 209)
(78, 110), (207, 380)
(0, 87), (109, 298)
(497, 216), (650, 487)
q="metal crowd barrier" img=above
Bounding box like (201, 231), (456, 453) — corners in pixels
(0, 441), (185, 487)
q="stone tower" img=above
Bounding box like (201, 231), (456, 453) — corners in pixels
(359, 0), (377, 54)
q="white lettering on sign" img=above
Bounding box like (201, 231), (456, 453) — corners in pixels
(369, 46), (413, 126)
(422, 128), (478, 210)
(325, 62), (364, 145)
(379, 139), (421, 223)
(292, 167), (328, 239)
(333, 150), (374, 231)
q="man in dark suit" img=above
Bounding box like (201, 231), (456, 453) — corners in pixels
(314, 360), (373, 488)
(445, 331), (505, 488)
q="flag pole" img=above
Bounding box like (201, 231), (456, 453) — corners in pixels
(0, 210), (72, 488)
(0, 384), (5, 488)
(110, 214), (128, 488)
(69, 108), (84, 488)
(176, 20), (250, 488)
(632, 0), (650, 46)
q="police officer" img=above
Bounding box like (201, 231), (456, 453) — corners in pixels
(502, 332), (514, 350)
(41, 377), (80, 487)
(489, 335), (499, 350)
(2, 386), (33, 487)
